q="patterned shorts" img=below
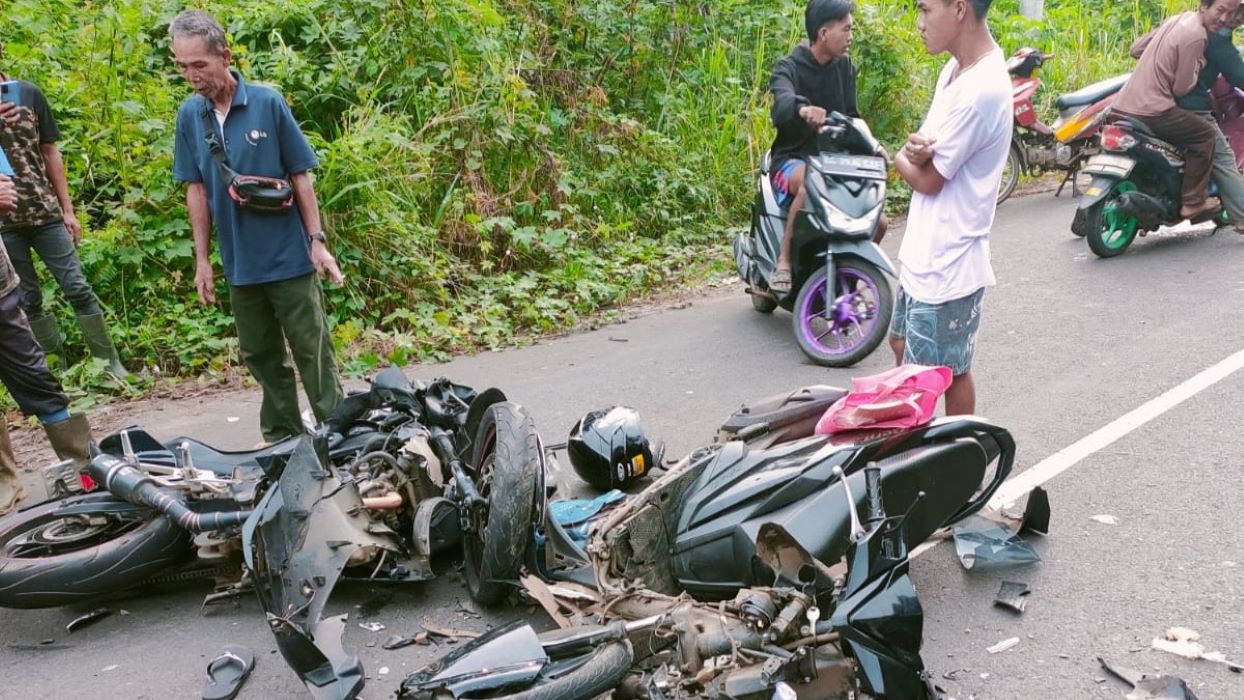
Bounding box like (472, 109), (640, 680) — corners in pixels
(771, 158), (804, 208)
(888, 287), (985, 375)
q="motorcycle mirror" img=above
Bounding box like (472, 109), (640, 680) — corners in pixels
(891, 490), (926, 541)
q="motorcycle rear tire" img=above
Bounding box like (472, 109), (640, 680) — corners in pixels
(464, 402), (540, 606)
(507, 641), (633, 700)
(1085, 181), (1140, 258)
(997, 142), (1022, 205)
(0, 494), (192, 609)
(751, 291), (778, 313)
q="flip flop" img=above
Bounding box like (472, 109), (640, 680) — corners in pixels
(770, 267), (792, 294)
(202, 645), (254, 700)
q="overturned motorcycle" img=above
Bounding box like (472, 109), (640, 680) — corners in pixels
(0, 367), (544, 699)
(403, 386), (1016, 699)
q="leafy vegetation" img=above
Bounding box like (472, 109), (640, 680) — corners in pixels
(1, 0), (1180, 401)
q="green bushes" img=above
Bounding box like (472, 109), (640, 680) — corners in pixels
(1, 0), (1176, 397)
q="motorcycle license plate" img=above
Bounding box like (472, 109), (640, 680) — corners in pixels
(1081, 154), (1134, 177)
(819, 153), (887, 179)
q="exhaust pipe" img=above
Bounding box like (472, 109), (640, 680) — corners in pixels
(1114, 190), (1166, 222)
(88, 454), (251, 532)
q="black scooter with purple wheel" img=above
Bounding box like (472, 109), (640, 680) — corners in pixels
(734, 111), (896, 367)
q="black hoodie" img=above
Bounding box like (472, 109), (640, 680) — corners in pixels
(769, 43), (859, 164)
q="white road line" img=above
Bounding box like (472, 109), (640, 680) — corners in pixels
(912, 346), (1244, 560)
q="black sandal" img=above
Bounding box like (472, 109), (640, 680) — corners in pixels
(202, 645), (255, 700)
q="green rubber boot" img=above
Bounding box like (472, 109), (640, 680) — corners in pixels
(28, 313), (63, 359)
(77, 312), (130, 379)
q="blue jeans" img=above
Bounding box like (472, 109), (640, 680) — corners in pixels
(1, 221), (102, 318)
(889, 287), (985, 375)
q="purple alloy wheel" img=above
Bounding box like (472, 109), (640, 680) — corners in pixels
(796, 266), (881, 358)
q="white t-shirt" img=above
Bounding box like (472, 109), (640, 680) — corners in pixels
(898, 47), (1012, 304)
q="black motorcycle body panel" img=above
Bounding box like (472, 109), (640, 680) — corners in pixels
(1078, 119), (1185, 223)
(672, 433), (992, 600)
(600, 416), (1012, 603)
(399, 621), (548, 698)
(242, 436), (403, 700)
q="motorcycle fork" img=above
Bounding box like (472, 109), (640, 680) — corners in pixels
(428, 428), (485, 533)
(823, 246), (837, 321)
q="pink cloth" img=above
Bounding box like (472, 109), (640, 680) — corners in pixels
(814, 364), (953, 436)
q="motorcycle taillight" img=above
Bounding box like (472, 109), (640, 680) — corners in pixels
(1100, 125), (1136, 152)
(79, 472), (97, 491)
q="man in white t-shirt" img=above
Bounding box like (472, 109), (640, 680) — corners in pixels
(890, 0), (1011, 415)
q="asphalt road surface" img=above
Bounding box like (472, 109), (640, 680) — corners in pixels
(3, 192), (1244, 699)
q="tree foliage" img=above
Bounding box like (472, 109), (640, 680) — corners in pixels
(1, 0), (1176, 394)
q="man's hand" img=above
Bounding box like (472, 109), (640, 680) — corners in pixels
(0, 176), (16, 214)
(194, 261), (216, 305)
(902, 133), (937, 166)
(311, 241), (344, 285)
(799, 104), (827, 128)
(64, 211), (82, 245)
(0, 102), (16, 128)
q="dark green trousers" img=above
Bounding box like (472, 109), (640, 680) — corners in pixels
(229, 273), (343, 442)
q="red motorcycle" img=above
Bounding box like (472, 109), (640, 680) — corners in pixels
(1001, 47), (1129, 204)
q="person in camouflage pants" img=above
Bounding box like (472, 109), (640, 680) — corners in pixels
(0, 58), (130, 378)
(0, 170), (94, 516)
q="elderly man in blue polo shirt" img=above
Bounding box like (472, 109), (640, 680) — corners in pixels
(170, 10), (344, 443)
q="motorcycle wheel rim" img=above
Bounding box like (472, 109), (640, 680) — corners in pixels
(2, 512), (146, 558)
(466, 433), (496, 579)
(797, 266), (880, 357)
(1099, 181), (1139, 250)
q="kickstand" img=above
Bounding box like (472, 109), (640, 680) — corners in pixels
(201, 578), (252, 612)
(1055, 169), (1079, 198)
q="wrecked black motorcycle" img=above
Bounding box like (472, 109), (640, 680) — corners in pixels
(0, 367), (543, 699)
(405, 386), (1015, 699)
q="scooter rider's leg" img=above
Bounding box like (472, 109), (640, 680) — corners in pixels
(873, 212), (889, 244)
(773, 163), (807, 293)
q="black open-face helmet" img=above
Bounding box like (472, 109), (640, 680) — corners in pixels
(567, 406), (656, 491)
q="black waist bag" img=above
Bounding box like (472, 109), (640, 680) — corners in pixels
(201, 111), (294, 214)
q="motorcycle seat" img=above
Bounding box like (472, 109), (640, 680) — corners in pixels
(1110, 114), (1160, 139)
(1055, 73), (1130, 111)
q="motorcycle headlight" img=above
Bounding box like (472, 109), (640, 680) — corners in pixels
(823, 200), (882, 235)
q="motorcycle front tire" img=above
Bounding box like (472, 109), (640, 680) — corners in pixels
(508, 641), (633, 700)
(0, 494), (192, 609)
(464, 402), (541, 606)
(792, 259), (893, 368)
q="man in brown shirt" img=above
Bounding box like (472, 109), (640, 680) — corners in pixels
(1112, 0), (1238, 219)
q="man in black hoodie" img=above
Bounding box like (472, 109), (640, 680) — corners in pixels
(768, 0), (866, 293)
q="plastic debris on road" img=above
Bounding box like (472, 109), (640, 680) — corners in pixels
(953, 515), (1040, 571)
(1152, 628), (1244, 673)
(994, 580), (1031, 614)
(987, 637), (1020, 654)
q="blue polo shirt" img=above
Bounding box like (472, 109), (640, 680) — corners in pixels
(173, 71), (317, 286)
